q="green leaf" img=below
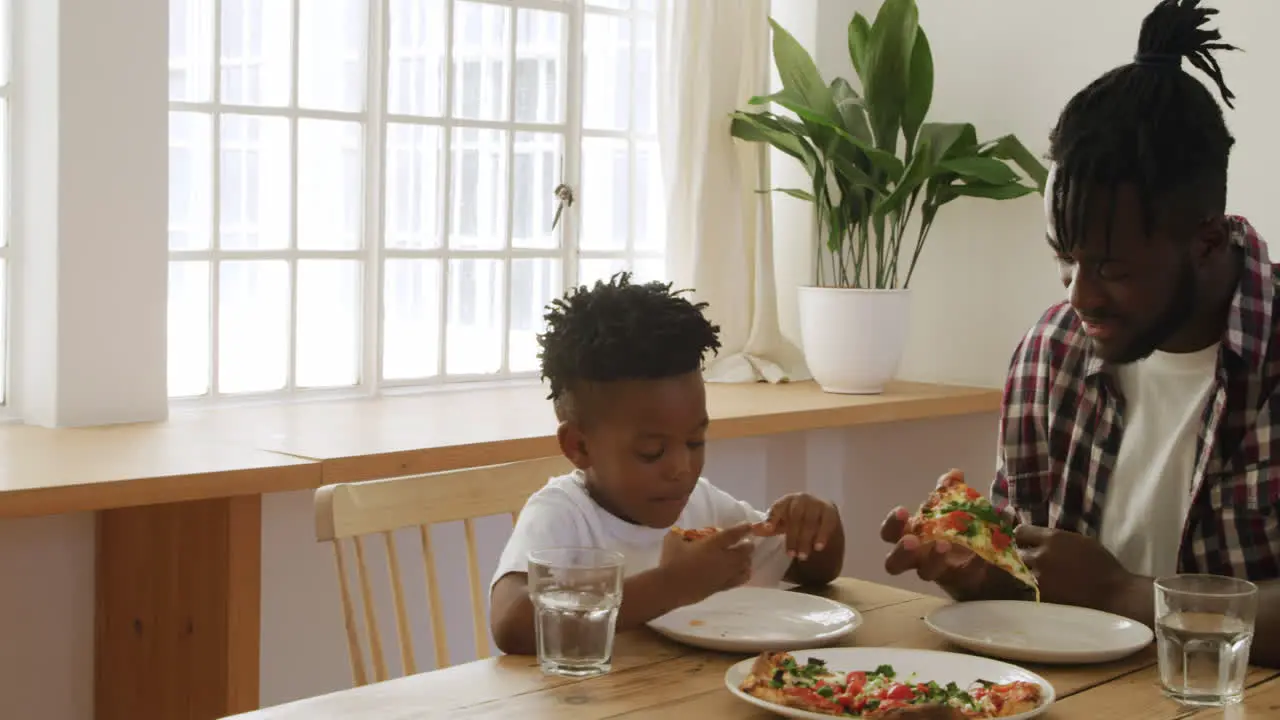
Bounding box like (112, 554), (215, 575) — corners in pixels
(747, 87), (804, 107)
(862, 0), (918, 151)
(831, 156), (885, 194)
(768, 19), (839, 120)
(937, 156), (1020, 185)
(848, 14), (872, 85)
(901, 26), (933, 158)
(729, 113), (809, 164)
(757, 187), (816, 202)
(949, 182), (1038, 200)
(812, 163), (844, 255)
(876, 138), (934, 218)
(917, 122), (977, 165)
(829, 78), (873, 145)
(763, 21), (849, 165)
(980, 134), (1049, 193)
(766, 96), (904, 180)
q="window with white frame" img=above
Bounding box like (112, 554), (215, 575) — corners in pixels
(167, 0), (663, 399)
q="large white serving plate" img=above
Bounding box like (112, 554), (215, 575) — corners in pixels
(724, 646), (1055, 719)
(647, 587), (860, 652)
(924, 600), (1153, 664)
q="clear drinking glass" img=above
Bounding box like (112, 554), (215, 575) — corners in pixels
(1155, 574), (1258, 706)
(527, 548), (624, 677)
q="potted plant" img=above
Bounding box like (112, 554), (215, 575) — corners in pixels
(730, 0), (1047, 394)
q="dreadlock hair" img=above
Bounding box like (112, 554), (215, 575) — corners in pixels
(1048, 0), (1238, 254)
(538, 272), (721, 422)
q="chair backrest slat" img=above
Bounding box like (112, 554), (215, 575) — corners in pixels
(383, 530), (417, 676)
(315, 456), (572, 685)
(419, 524), (450, 669)
(351, 535), (388, 682)
(462, 517), (490, 660)
(331, 541), (368, 686)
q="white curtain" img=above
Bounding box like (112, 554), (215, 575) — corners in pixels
(657, 0), (809, 384)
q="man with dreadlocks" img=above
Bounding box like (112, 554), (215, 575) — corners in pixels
(488, 273), (844, 655)
(881, 0), (1280, 666)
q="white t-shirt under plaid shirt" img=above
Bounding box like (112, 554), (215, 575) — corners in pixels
(490, 470), (792, 593)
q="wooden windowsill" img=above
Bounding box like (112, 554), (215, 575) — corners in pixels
(0, 380), (1001, 518)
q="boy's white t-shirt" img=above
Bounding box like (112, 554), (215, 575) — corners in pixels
(490, 470), (792, 592)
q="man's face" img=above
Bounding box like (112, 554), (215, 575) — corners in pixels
(1048, 182), (1201, 365)
(567, 372), (709, 528)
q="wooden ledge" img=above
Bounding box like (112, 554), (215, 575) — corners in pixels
(0, 380), (1000, 518)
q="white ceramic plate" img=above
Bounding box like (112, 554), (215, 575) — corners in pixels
(647, 587), (861, 652)
(924, 600), (1154, 664)
(724, 647), (1055, 720)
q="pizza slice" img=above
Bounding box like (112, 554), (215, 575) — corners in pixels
(738, 652), (845, 715)
(906, 470), (1039, 601)
(670, 525), (718, 542)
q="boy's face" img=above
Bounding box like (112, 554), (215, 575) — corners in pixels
(559, 371), (708, 528)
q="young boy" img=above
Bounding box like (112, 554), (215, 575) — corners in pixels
(489, 273), (845, 655)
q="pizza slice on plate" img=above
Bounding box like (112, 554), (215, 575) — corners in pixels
(738, 652), (844, 714)
(738, 652), (1043, 718)
(906, 471), (1039, 601)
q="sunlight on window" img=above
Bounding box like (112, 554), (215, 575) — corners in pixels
(167, 0), (663, 400)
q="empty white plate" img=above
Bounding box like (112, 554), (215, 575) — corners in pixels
(647, 587), (861, 652)
(925, 600), (1153, 664)
(724, 646), (1054, 720)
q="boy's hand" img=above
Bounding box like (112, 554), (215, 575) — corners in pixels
(758, 493), (839, 561)
(659, 522), (755, 605)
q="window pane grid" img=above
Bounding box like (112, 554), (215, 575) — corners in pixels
(168, 0), (664, 402)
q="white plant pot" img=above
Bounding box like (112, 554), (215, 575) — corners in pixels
(797, 286), (911, 395)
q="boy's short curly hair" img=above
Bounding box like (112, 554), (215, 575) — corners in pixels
(537, 273), (721, 420)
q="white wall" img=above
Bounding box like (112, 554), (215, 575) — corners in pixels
(0, 512), (95, 720)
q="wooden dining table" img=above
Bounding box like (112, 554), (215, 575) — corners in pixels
(224, 578), (1280, 719)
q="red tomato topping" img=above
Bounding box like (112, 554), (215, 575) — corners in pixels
(965, 486), (982, 500)
(884, 683), (915, 701)
(845, 671), (867, 693)
(782, 686), (839, 711)
(941, 510), (972, 534)
(991, 527), (1012, 551)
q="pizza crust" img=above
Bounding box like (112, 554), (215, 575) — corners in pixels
(983, 681), (1043, 717)
(738, 653), (808, 708)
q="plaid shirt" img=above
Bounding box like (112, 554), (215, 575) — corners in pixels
(991, 216), (1280, 581)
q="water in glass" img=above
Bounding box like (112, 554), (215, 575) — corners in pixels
(528, 548), (624, 677)
(1155, 574), (1258, 706)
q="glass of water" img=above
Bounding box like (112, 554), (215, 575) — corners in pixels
(1155, 574), (1258, 706)
(527, 547), (624, 677)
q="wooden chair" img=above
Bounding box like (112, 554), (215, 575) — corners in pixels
(314, 455), (573, 686)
